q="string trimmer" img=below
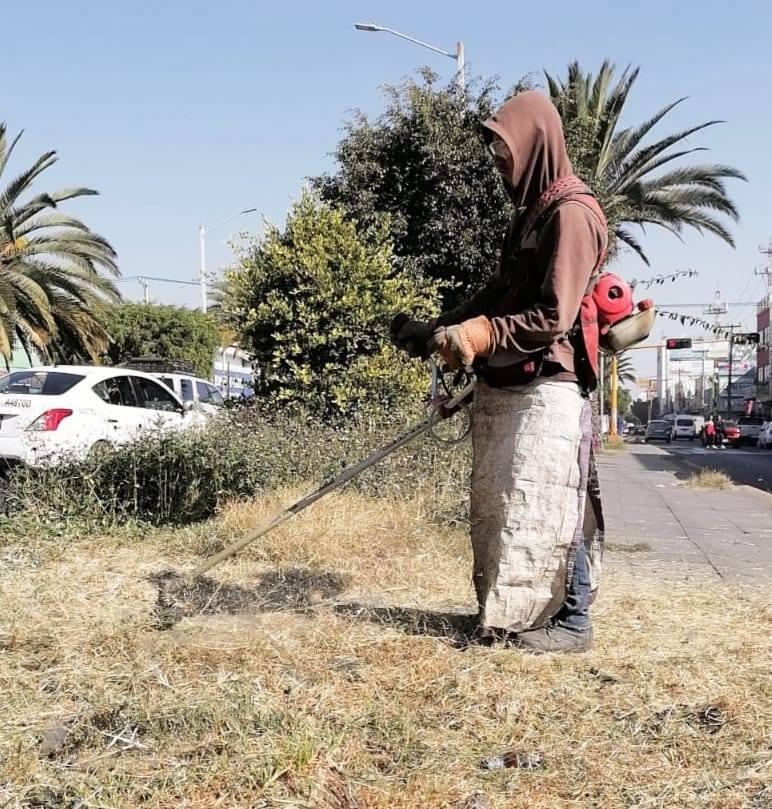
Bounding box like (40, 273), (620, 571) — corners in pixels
(189, 363), (475, 579)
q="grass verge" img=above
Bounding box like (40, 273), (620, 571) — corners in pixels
(1, 489), (769, 808)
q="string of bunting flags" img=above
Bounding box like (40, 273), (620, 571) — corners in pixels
(629, 269), (699, 289)
(656, 309), (758, 344)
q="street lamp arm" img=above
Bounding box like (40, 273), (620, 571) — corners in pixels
(354, 22), (455, 59)
(205, 207), (259, 234)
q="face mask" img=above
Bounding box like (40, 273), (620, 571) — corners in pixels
(487, 137), (512, 175)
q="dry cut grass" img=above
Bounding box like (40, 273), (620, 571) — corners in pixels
(684, 468), (734, 491)
(600, 435), (627, 454)
(1, 488), (770, 808)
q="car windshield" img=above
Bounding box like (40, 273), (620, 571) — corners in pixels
(739, 416), (764, 425)
(676, 418), (693, 426)
(0, 370), (84, 396)
(649, 421), (667, 427)
(724, 421), (737, 429)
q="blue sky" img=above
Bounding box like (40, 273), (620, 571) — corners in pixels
(4, 0), (771, 376)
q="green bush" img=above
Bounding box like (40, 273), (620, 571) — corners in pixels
(103, 303), (220, 379)
(2, 403), (470, 533)
(218, 191), (440, 419)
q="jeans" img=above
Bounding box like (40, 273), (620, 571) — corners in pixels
(554, 541), (591, 631)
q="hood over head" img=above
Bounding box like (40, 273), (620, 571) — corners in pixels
(483, 90), (573, 209)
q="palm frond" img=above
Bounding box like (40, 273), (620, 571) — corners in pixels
(0, 126), (120, 361)
(546, 61), (744, 264)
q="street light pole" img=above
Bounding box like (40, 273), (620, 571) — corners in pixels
(354, 22), (465, 90)
(198, 225), (207, 312)
(198, 208), (257, 313)
(455, 41), (465, 92)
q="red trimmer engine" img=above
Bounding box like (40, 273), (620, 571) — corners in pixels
(592, 272), (656, 353)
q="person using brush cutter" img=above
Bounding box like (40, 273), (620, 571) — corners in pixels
(392, 90), (654, 653)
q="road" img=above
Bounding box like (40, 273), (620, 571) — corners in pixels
(599, 443), (772, 582)
(635, 439), (772, 493)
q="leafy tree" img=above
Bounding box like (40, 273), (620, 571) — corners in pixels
(103, 303), (219, 379)
(315, 70), (516, 310)
(546, 61), (746, 263)
(0, 124), (119, 365)
(218, 191), (440, 417)
(604, 385), (632, 419)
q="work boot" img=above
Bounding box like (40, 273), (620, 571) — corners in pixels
(513, 624), (593, 654)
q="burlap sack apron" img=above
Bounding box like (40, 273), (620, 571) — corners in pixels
(470, 379), (601, 632)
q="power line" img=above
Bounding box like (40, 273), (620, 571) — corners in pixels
(118, 275), (217, 288)
(656, 301), (758, 308)
(629, 269), (699, 289)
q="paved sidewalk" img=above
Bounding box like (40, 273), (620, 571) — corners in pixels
(598, 444), (772, 582)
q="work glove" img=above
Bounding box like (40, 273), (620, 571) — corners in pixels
(390, 313), (435, 359)
(430, 316), (495, 371)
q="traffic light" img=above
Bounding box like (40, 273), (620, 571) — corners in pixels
(666, 338), (692, 350)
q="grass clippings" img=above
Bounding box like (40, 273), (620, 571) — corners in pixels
(1, 489), (770, 808)
(684, 468), (734, 491)
(606, 541), (652, 556)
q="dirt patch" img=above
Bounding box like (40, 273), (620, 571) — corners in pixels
(150, 567), (350, 629)
(334, 603), (479, 649)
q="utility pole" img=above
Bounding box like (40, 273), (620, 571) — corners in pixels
(610, 354), (619, 436)
(727, 325), (734, 418)
(757, 242), (772, 409)
(198, 225), (208, 313)
(138, 277), (150, 304)
(720, 323), (743, 417)
(599, 352), (605, 434)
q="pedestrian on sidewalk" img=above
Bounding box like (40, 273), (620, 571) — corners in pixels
(705, 417), (716, 448)
(391, 90), (607, 654)
(715, 414), (726, 449)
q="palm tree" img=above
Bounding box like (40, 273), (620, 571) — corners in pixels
(0, 124), (119, 365)
(602, 351), (637, 390)
(545, 61), (746, 264)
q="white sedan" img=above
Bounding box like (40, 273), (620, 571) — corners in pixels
(0, 366), (206, 467)
(757, 421), (772, 449)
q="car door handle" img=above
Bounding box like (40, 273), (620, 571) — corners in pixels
(108, 419), (119, 424)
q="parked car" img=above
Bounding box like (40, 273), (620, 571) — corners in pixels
(156, 372), (225, 417)
(758, 421), (772, 448)
(722, 421), (741, 448)
(0, 366), (204, 467)
(673, 415), (703, 441)
(645, 420), (675, 443)
(737, 415), (765, 445)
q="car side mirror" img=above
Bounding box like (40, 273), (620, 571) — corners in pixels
(182, 401), (195, 414)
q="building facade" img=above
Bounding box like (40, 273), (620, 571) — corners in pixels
(213, 345), (254, 399)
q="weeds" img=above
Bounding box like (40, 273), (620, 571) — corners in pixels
(684, 468), (733, 491)
(601, 434), (626, 453)
(1, 403), (470, 534)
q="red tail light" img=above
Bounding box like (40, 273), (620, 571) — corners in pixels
(29, 408), (74, 432)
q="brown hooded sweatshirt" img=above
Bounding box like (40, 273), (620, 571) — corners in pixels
(436, 91), (607, 380)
